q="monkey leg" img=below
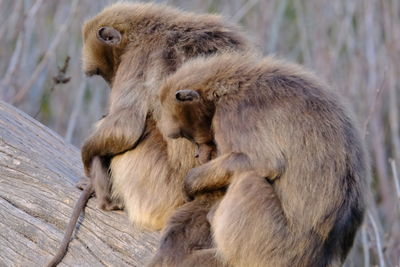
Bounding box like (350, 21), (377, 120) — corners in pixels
(211, 171), (292, 267)
(184, 152), (251, 198)
(147, 192), (223, 267)
(76, 157), (123, 211)
(91, 156), (124, 211)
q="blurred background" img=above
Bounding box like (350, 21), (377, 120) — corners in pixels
(0, 0), (398, 266)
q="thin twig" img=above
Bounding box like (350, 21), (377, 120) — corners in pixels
(65, 80), (86, 143)
(389, 159), (400, 205)
(12, 0), (78, 105)
(231, 0), (259, 23)
(361, 224), (370, 267)
(362, 73), (386, 138)
(34, 56), (71, 119)
(368, 211), (386, 267)
(293, 0), (312, 67)
(266, 0), (287, 53)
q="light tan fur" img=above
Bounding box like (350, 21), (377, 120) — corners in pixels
(159, 53), (368, 267)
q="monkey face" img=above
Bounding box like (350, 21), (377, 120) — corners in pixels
(159, 110), (183, 140)
(160, 88), (214, 145)
(82, 22), (123, 85)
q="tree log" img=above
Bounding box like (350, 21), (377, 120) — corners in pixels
(0, 101), (159, 266)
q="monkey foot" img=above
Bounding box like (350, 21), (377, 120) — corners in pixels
(99, 201), (124, 211)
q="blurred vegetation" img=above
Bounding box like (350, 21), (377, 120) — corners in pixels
(0, 0), (399, 266)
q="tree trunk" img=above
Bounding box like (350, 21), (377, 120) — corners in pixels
(0, 101), (159, 266)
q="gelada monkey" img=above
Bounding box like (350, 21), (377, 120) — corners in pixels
(48, 2), (250, 266)
(159, 53), (368, 267)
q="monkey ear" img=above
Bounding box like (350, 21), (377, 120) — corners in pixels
(175, 89), (200, 102)
(97, 27), (122, 45)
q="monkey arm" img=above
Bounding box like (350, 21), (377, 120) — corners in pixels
(81, 107), (147, 174)
(184, 152), (252, 198)
(185, 151), (285, 199)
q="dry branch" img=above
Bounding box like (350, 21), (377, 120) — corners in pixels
(0, 100), (158, 266)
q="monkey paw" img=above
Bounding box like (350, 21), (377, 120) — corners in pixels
(99, 200), (124, 211)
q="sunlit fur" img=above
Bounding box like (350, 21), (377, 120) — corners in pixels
(160, 53), (369, 267)
(80, 2), (250, 232)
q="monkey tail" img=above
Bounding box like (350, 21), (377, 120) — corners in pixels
(47, 182), (94, 267)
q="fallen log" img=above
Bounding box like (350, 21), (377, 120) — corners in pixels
(0, 101), (158, 266)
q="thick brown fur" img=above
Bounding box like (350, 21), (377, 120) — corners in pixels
(76, 3), (250, 266)
(159, 53), (368, 267)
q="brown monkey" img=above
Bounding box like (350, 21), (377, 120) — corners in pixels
(80, 1), (249, 229)
(49, 2), (251, 266)
(159, 53), (368, 267)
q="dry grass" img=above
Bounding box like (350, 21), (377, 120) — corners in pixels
(0, 0), (399, 265)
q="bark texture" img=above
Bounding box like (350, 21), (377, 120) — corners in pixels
(0, 101), (159, 266)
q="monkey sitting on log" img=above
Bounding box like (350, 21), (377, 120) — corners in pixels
(158, 53), (368, 267)
(80, 1), (249, 230)
(48, 2), (251, 266)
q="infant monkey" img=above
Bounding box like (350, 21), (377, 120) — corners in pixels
(159, 53), (368, 267)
